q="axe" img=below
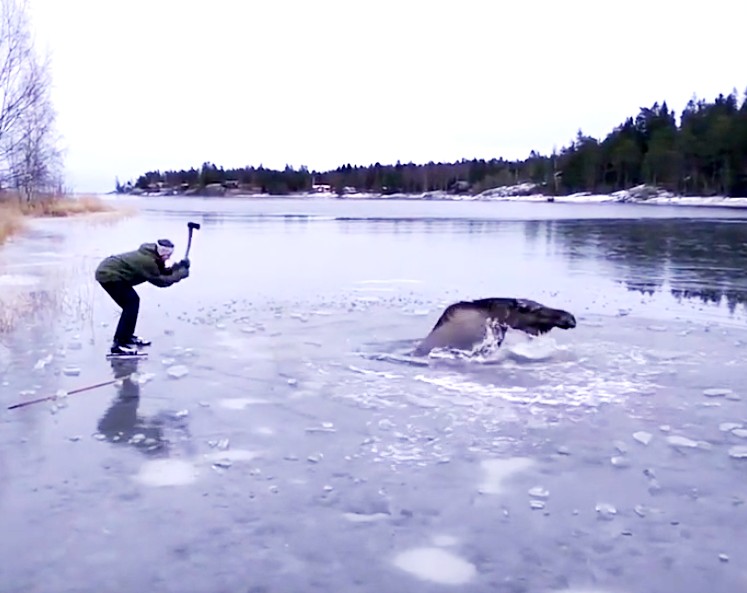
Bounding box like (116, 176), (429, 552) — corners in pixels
(184, 221), (200, 260)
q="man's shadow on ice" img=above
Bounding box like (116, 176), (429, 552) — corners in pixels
(96, 357), (193, 456)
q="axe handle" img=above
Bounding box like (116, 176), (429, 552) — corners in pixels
(185, 230), (194, 259)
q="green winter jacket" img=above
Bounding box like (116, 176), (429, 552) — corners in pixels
(95, 243), (189, 287)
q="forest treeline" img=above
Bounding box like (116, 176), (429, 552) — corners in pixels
(118, 88), (747, 198)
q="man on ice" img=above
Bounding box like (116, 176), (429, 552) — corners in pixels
(95, 238), (190, 356)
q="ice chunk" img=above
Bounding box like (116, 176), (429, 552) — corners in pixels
(62, 366), (80, 377)
(728, 446), (747, 459)
(719, 423), (743, 432)
(611, 456), (630, 468)
(33, 354), (53, 370)
(166, 365), (189, 379)
(305, 426), (336, 434)
(703, 388), (733, 398)
(633, 431), (653, 445)
(595, 503), (617, 519)
(528, 486), (550, 499)
(343, 512), (389, 523)
(530, 500), (546, 510)
(667, 435), (700, 448)
(392, 547), (476, 585)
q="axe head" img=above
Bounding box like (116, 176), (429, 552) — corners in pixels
(188, 222), (201, 230)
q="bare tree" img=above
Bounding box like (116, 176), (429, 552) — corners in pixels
(0, 0), (61, 202)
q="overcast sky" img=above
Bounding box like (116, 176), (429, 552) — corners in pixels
(28, 0), (746, 193)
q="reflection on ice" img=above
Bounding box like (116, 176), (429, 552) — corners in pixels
(477, 457), (535, 495)
(133, 449), (263, 487)
(392, 547), (477, 585)
(218, 397), (273, 409)
(133, 459), (199, 487)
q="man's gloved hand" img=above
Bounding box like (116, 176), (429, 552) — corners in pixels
(170, 258), (190, 280)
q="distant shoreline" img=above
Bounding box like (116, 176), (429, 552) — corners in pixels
(107, 184), (747, 209)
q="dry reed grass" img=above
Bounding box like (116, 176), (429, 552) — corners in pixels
(21, 193), (115, 216)
(0, 192), (135, 245)
(0, 203), (25, 245)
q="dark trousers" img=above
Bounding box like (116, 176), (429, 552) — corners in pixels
(99, 281), (140, 343)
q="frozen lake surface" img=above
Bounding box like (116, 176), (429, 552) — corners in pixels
(1, 197), (747, 593)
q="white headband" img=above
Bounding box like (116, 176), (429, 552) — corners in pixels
(156, 241), (174, 258)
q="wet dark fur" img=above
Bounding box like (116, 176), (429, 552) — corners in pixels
(414, 297), (576, 356)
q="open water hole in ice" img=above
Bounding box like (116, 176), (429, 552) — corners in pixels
(0, 197), (746, 592)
